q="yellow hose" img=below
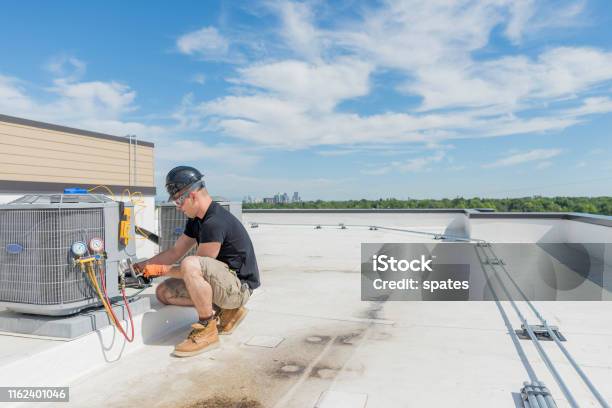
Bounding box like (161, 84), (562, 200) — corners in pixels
(88, 185), (116, 200)
(84, 263), (118, 328)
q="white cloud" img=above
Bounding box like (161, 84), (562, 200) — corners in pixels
(505, 0), (586, 44)
(49, 78), (137, 118)
(316, 148), (361, 157)
(564, 97), (612, 116)
(201, 172), (355, 200)
(394, 158), (432, 172)
(178, 1), (612, 149)
(233, 58), (373, 112)
(528, 0), (587, 32)
(177, 27), (229, 59)
(316, 144), (430, 157)
(405, 47), (612, 112)
(192, 73), (206, 85)
(0, 59), (164, 139)
(195, 91), (586, 148)
(45, 55), (87, 80)
(331, 1), (503, 70)
(589, 148), (605, 155)
(483, 148), (563, 168)
(535, 161), (553, 169)
(361, 166), (392, 176)
(505, 0), (536, 44)
(333, 1), (603, 115)
(361, 151), (445, 175)
(0, 75), (33, 112)
(276, 1), (321, 61)
(156, 139), (261, 168)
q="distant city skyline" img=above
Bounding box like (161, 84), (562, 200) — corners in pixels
(244, 192), (301, 204)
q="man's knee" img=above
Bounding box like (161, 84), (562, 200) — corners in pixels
(182, 256), (217, 280)
(155, 283), (169, 305)
(180, 256), (202, 278)
(181, 256), (215, 289)
(180, 256), (202, 271)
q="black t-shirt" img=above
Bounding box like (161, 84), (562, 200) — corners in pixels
(183, 201), (260, 290)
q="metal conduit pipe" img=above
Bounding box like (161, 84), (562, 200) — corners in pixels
(249, 222), (479, 242)
(543, 321), (610, 408)
(127, 134), (132, 187)
(354, 224), (476, 242)
(535, 384), (548, 408)
(482, 245), (610, 408)
(492, 290), (540, 384)
(474, 247), (558, 408)
(478, 247), (579, 408)
(523, 381), (544, 408)
(523, 323), (574, 407)
(133, 134), (137, 187)
(537, 381), (559, 408)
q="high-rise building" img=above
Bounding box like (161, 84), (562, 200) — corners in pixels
(257, 192), (301, 204)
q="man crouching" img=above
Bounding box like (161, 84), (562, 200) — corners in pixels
(135, 166), (260, 357)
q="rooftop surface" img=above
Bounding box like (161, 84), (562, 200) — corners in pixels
(0, 212), (611, 408)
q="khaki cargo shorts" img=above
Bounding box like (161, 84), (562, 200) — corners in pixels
(164, 257), (251, 309)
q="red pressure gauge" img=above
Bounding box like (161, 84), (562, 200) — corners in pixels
(89, 238), (105, 253)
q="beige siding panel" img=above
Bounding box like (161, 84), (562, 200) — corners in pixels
(0, 119), (155, 187)
(0, 122), (154, 152)
(0, 132), (154, 160)
(0, 163), (154, 187)
(0, 145), (153, 172)
(0, 153), (154, 180)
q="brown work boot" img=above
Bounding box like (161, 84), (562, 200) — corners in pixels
(173, 319), (219, 357)
(218, 307), (248, 335)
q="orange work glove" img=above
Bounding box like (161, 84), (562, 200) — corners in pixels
(142, 264), (170, 278)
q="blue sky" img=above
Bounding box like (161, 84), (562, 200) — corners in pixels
(0, 0), (611, 200)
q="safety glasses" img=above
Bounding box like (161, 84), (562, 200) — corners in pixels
(170, 181), (203, 207)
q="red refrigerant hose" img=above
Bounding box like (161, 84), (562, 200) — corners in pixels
(99, 264), (135, 342)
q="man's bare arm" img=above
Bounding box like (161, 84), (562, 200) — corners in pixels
(196, 242), (221, 259)
(134, 234), (196, 272)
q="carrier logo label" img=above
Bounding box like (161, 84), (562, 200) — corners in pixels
(6, 243), (24, 254)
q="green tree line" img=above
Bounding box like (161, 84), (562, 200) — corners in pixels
(244, 196), (612, 215)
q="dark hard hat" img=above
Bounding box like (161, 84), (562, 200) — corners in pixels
(165, 166), (204, 198)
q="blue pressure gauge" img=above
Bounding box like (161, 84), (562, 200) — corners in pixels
(71, 241), (87, 257)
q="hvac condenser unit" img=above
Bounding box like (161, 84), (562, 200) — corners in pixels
(0, 193), (136, 316)
(156, 200), (242, 253)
